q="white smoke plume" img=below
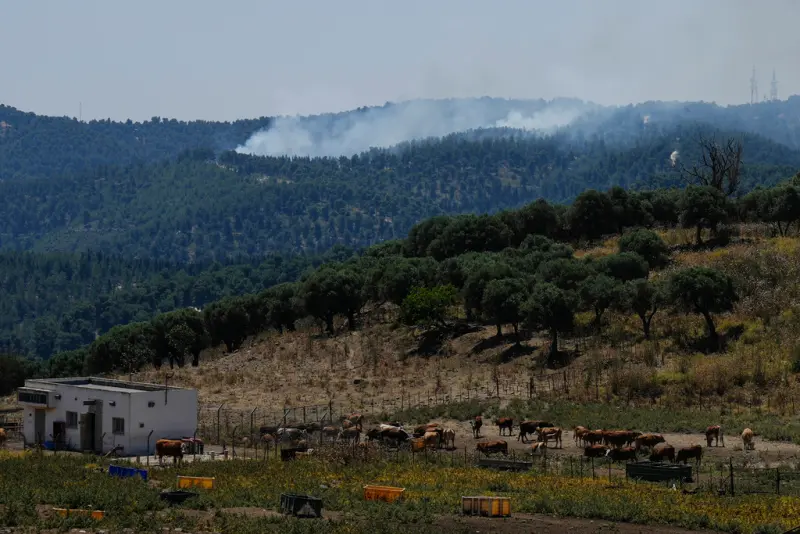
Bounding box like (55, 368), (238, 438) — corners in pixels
(670, 150), (680, 166)
(235, 99), (590, 158)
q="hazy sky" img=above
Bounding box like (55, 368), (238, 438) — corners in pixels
(1, 0), (798, 122)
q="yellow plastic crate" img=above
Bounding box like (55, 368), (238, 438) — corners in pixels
(363, 485), (405, 503)
(176, 475), (216, 490)
(461, 496), (511, 517)
(53, 508), (105, 520)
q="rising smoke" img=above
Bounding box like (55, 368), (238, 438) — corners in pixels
(235, 99), (591, 158)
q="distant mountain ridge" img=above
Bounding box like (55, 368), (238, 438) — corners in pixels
(2, 96), (800, 182)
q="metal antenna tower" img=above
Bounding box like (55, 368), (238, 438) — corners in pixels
(750, 66), (759, 104)
(770, 69), (778, 101)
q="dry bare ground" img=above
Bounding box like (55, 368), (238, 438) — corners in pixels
(125, 322), (544, 411)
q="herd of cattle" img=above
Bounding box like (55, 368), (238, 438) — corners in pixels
(244, 414), (760, 468)
(0, 415), (762, 469)
(469, 418), (759, 467)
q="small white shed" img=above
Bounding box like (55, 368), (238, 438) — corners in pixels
(17, 377), (198, 456)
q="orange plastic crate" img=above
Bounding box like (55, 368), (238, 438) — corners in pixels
(363, 485), (405, 503)
(177, 475), (216, 489)
(53, 508), (105, 520)
(461, 496), (511, 517)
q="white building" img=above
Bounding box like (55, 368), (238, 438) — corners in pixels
(17, 377), (198, 456)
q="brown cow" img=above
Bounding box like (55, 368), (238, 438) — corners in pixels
(496, 417), (514, 436)
(471, 416), (483, 439)
(603, 430), (641, 448)
(423, 431), (440, 449)
(649, 443), (675, 462)
(584, 444), (608, 458)
(442, 428), (456, 449)
(413, 423), (441, 437)
(0, 428), (6, 448)
(606, 446), (637, 463)
(676, 445), (703, 465)
(477, 440), (508, 456)
(741, 428), (755, 451)
(517, 421), (554, 443)
(537, 427), (563, 448)
(705, 425), (724, 447)
(155, 439), (185, 465)
(573, 426), (589, 447)
(583, 430), (605, 446)
(635, 433), (666, 451)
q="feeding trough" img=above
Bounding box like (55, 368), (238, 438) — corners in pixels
(159, 490), (199, 505)
(626, 461), (693, 483)
(280, 493), (323, 518)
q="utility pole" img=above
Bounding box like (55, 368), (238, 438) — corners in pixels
(164, 372), (174, 405)
(770, 70), (778, 102)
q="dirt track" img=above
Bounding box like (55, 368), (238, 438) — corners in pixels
(428, 418), (800, 468)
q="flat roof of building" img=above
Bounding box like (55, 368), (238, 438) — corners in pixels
(25, 377), (194, 393)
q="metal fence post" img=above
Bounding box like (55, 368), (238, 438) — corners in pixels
(729, 458), (735, 496)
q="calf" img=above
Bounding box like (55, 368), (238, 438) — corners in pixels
(573, 426), (589, 447)
(518, 421), (553, 443)
(741, 428), (755, 451)
(496, 417), (514, 436)
(442, 428), (456, 449)
(605, 446), (637, 463)
(649, 443), (675, 463)
(537, 427), (563, 448)
(584, 444), (608, 458)
(477, 440), (508, 457)
(705, 425), (724, 447)
(471, 416), (483, 439)
(676, 445), (703, 466)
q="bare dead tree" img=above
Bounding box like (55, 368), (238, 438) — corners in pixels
(679, 133), (744, 196)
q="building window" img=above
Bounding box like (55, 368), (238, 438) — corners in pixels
(18, 391), (47, 405)
(112, 417), (125, 435)
(66, 411), (78, 429)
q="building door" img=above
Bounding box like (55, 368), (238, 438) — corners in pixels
(80, 413), (95, 451)
(34, 409), (45, 444)
(92, 400), (103, 453)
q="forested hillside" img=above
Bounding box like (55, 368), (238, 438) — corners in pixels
(1, 126), (798, 264)
(0, 246), (353, 360)
(0, 105), (273, 181)
(4, 171), (797, 389)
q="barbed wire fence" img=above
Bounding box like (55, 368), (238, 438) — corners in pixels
(197, 366), (590, 446)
